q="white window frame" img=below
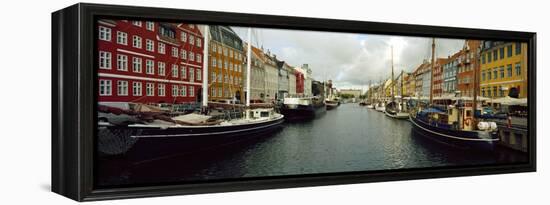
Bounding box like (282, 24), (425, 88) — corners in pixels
(117, 54), (128, 71)
(158, 84), (166, 96)
(146, 82), (154, 96)
(197, 38), (202, 47)
(117, 80), (128, 96)
(146, 21), (154, 31)
(181, 49), (187, 59)
(212, 58), (217, 67)
(132, 35), (142, 48)
(197, 54), (202, 63)
(172, 64), (179, 77)
(189, 52), (194, 62)
(172, 85), (179, 97)
(181, 85), (187, 97)
(172, 47), (178, 58)
(98, 26), (111, 41)
(181, 66), (187, 79)
(132, 57), (142, 73)
(99, 51), (111, 69)
(158, 42), (165, 54)
(132, 21), (142, 27)
(146, 39), (154, 52)
(189, 35), (195, 45)
(158, 62), (166, 76)
(99, 80), (112, 96)
(116, 31), (127, 45)
(189, 67), (194, 82)
(189, 86), (195, 97)
(132, 82), (142, 96)
(146, 59), (155, 74)
(196, 69), (202, 81)
(181, 32), (187, 42)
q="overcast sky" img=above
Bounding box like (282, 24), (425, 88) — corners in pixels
(232, 26), (465, 91)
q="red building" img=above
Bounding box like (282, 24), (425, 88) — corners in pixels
(457, 40), (481, 97)
(295, 69), (305, 94)
(432, 58), (448, 97)
(97, 19), (204, 104)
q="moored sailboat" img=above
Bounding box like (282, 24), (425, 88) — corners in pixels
(384, 46), (409, 119)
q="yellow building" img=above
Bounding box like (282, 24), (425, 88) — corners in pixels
(480, 41), (528, 99)
(208, 26), (245, 102)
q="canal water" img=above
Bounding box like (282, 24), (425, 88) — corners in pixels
(97, 103), (527, 187)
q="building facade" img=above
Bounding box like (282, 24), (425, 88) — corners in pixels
(295, 68), (305, 95)
(295, 64), (313, 97)
(276, 60), (290, 99)
(480, 41), (528, 98)
(97, 20), (204, 104)
(263, 51), (279, 101)
(456, 40), (481, 97)
(208, 26), (244, 102)
(443, 52), (460, 95)
(245, 45), (267, 101)
(432, 58), (447, 97)
(287, 63), (297, 96)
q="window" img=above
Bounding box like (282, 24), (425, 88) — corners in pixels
(197, 54), (202, 63)
(515, 42), (521, 55)
(181, 32), (187, 42)
(493, 86), (498, 97)
(181, 85), (187, 96)
(499, 47), (505, 59)
(158, 84), (165, 96)
(218, 88), (222, 97)
(189, 86), (195, 97)
(487, 88), (491, 97)
(146, 39), (154, 52)
(224, 60), (228, 69)
(482, 88), (485, 97)
(172, 64), (178, 77)
(197, 69), (202, 81)
(218, 45), (222, 54)
(181, 49), (187, 59)
(487, 70), (492, 80)
(172, 85), (179, 97)
(159, 25), (175, 38)
(116, 31), (127, 45)
(211, 72), (216, 82)
(146, 59), (154, 74)
(181, 66), (187, 79)
(189, 52), (194, 62)
(515, 62), (521, 76)
(117, 54), (128, 71)
(189, 68), (194, 82)
(493, 68), (498, 80)
(99, 80), (112, 96)
(132, 82), (142, 96)
(117, 80), (128, 96)
(211, 87), (215, 97)
(189, 35), (194, 45)
(230, 63), (233, 71)
(230, 50), (233, 58)
(158, 62), (166, 76)
(493, 50), (498, 61)
(482, 72), (486, 81)
(212, 58), (217, 67)
(499, 86), (504, 97)
(500, 66), (505, 78)
(132, 21), (142, 27)
(158, 42), (165, 54)
(197, 38), (201, 47)
(212, 44), (217, 52)
(217, 73), (222, 82)
(146, 21), (154, 31)
(98, 26), (111, 41)
(507, 64), (513, 77)
(507, 45), (513, 57)
(132, 36), (142, 48)
(146, 83), (154, 96)
(132, 57), (142, 73)
(99, 51), (111, 69)
(487, 52), (492, 63)
(172, 47), (178, 57)
(223, 48), (228, 56)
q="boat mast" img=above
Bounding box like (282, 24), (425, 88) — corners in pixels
(429, 38), (435, 105)
(391, 46), (395, 103)
(472, 42), (479, 122)
(246, 27), (252, 107)
(201, 25), (210, 108)
(401, 70), (404, 110)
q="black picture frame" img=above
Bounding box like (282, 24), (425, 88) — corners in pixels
(52, 3), (536, 201)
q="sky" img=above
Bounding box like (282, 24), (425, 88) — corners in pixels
(232, 26), (465, 91)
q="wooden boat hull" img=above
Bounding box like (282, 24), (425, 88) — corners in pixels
(409, 115), (499, 151)
(97, 116), (285, 161)
(326, 102), (339, 110)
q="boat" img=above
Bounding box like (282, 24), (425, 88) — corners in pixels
(375, 102), (385, 112)
(280, 96), (326, 120)
(409, 38), (499, 151)
(325, 80), (340, 110)
(96, 27), (285, 159)
(366, 104), (374, 109)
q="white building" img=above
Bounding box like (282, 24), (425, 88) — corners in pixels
(243, 44), (267, 101)
(264, 51), (279, 102)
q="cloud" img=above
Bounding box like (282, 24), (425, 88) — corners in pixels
(232, 26), (464, 90)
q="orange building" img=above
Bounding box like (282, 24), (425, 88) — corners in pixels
(207, 26), (245, 102)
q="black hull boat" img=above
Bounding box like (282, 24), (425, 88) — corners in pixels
(385, 101), (409, 119)
(409, 114), (499, 151)
(97, 115), (284, 161)
(280, 104), (326, 121)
